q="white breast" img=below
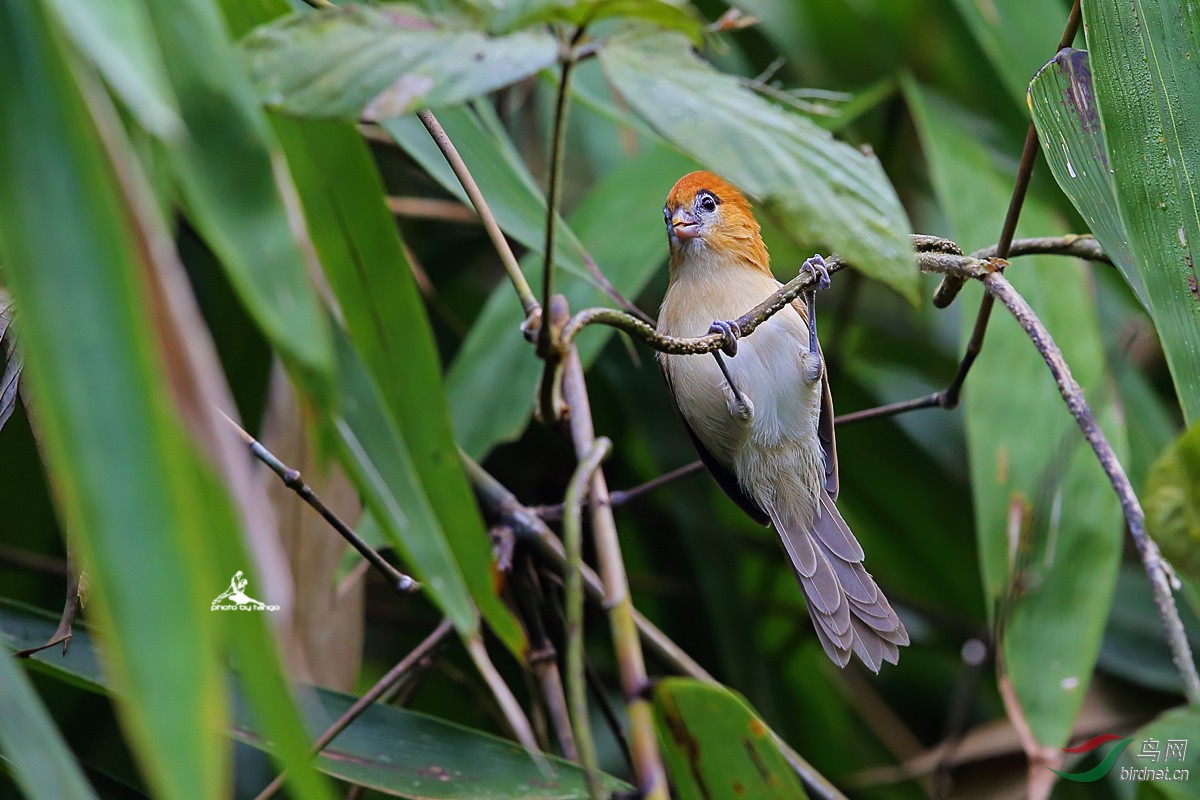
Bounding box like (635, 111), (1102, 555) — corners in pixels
(657, 261), (822, 467)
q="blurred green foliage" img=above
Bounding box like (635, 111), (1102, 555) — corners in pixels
(1, 0), (1198, 799)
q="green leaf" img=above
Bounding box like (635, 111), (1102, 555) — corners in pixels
(600, 31), (917, 304)
(1078, 1), (1200, 424)
(40, 0), (180, 137)
(381, 104), (594, 285)
(220, 0), (525, 654)
(446, 142), (698, 458)
(1, 601), (631, 800)
(652, 678), (807, 800)
(485, 0), (702, 38)
(1114, 705), (1200, 799)
(1144, 422), (1200, 590)
(0, 652), (97, 800)
(1028, 48), (1140, 298)
(947, 0), (1073, 107)
(331, 331), (476, 633)
(240, 6), (559, 122)
(0, 7), (230, 797)
(905, 80), (1127, 748)
(1100, 566), (1200, 694)
(0, 8), (335, 799)
(142, 0), (334, 398)
(289, 121), (524, 652)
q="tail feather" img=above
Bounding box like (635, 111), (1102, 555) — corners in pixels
(772, 493), (908, 672)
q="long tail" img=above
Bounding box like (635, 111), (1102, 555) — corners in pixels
(769, 493), (908, 672)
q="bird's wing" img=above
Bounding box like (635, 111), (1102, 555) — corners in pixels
(788, 299), (839, 498)
(661, 364), (770, 525)
(818, 344), (839, 499)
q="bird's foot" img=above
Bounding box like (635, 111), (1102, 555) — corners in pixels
(725, 388), (754, 421)
(800, 254), (831, 292)
(707, 319), (741, 357)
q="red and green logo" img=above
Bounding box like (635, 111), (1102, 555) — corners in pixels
(1050, 734), (1133, 782)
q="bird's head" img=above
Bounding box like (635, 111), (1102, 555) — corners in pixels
(663, 171), (769, 274)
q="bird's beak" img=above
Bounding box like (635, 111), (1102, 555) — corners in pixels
(670, 207), (700, 240)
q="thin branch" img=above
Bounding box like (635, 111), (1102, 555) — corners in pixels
(15, 540), (79, 658)
(560, 349), (668, 800)
(461, 452), (847, 799)
(385, 196), (478, 224)
(582, 252), (655, 326)
(254, 619), (454, 800)
(563, 437), (611, 800)
(218, 410), (418, 595)
(416, 110), (539, 315)
(921, 257), (1200, 702)
(927, 0), (1083, 420)
(535, 460), (705, 521)
(536, 30), (584, 362)
(512, 559), (578, 760)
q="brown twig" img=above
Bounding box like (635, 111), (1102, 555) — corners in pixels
(582, 252), (655, 325)
(385, 196), (478, 224)
(535, 460), (706, 521)
(512, 559), (578, 760)
(416, 110), (539, 315)
(460, 452), (847, 799)
(927, 0), (1083, 424)
(559, 347), (667, 800)
(218, 410), (418, 596)
(536, 29), (585, 365)
(15, 539), (79, 658)
(920, 257), (1200, 702)
(563, 437), (612, 800)
(254, 619), (454, 800)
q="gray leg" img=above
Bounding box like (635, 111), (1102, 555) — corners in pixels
(707, 320), (753, 420)
(801, 255), (830, 382)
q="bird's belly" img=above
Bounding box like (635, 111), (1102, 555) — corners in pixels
(661, 307), (821, 464)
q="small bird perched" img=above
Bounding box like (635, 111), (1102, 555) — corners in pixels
(657, 171), (908, 671)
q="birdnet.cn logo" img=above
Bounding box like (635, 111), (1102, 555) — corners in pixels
(210, 570), (279, 612)
(1050, 733), (1190, 783)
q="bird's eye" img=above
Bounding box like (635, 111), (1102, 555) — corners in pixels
(663, 206), (670, 226)
(697, 192), (718, 214)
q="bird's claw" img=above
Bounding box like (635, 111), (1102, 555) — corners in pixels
(727, 392), (754, 421)
(801, 254), (831, 292)
(707, 319), (741, 356)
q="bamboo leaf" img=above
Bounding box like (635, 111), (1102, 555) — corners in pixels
(1144, 422), (1200, 604)
(905, 80), (1127, 749)
(0, 6), (234, 796)
(0, 651), (97, 800)
(600, 31), (917, 305)
(653, 679), (807, 800)
(1, 601), (632, 800)
(1028, 48), (1140, 298)
(40, 0), (180, 137)
(142, 0), (334, 398)
(220, 0), (525, 654)
(240, 6), (559, 122)
(947, 0), (1072, 107)
(1076, 0), (1200, 423)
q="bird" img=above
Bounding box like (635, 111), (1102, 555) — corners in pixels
(656, 171), (908, 671)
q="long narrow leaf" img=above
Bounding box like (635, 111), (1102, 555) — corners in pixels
(142, 0), (334, 398)
(906, 81), (1126, 749)
(600, 31), (916, 304)
(1, 601), (631, 800)
(0, 6), (230, 796)
(1079, 0), (1200, 423)
(218, 0), (525, 656)
(0, 653), (97, 800)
